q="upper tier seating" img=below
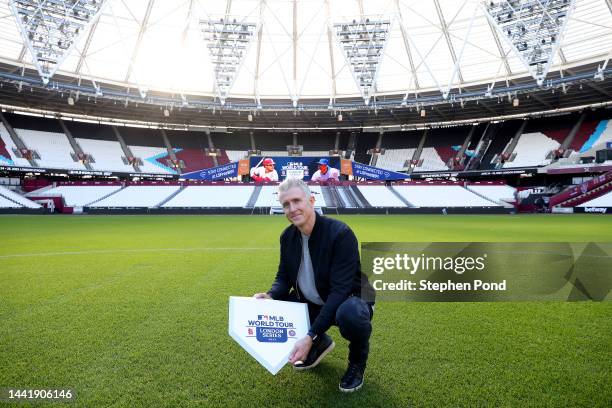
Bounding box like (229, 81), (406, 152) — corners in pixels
(128, 145), (176, 174)
(27, 185), (123, 207)
(76, 138), (135, 173)
(254, 133), (293, 150)
(375, 149), (414, 171)
(298, 132), (337, 151)
(90, 185), (180, 207)
(226, 150), (247, 162)
(0, 128), (15, 166)
(571, 119), (612, 158)
(0, 124), (30, 167)
(0, 185), (41, 208)
(15, 129), (86, 170)
(173, 148), (216, 173)
(356, 185), (407, 207)
(376, 148), (448, 172)
(162, 186), (254, 207)
(392, 185), (500, 207)
(417, 147), (449, 171)
(503, 132), (558, 168)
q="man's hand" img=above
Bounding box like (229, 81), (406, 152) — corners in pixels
(252, 292), (272, 300)
(288, 335), (313, 365)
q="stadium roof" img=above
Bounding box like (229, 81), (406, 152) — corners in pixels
(0, 0), (611, 129)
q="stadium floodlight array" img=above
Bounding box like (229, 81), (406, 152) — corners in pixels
(484, 0), (575, 86)
(200, 17), (258, 106)
(333, 18), (391, 106)
(9, 0), (107, 85)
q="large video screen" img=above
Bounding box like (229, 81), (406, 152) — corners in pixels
(249, 156), (340, 181)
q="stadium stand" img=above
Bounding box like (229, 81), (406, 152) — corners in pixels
(549, 172), (612, 208)
(90, 185), (180, 207)
(577, 190), (612, 207)
(175, 148), (216, 173)
(376, 127), (475, 172)
(417, 148), (449, 171)
(392, 184), (501, 207)
(307, 185), (328, 207)
(254, 150), (331, 158)
(210, 131), (251, 151)
(3, 112), (62, 132)
(260, 151), (291, 157)
(27, 184), (123, 207)
(160, 130), (207, 173)
(502, 132), (558, 168)
(254, 185), (280, 207)
(0, 185), (41, 208)
(253, 132), (293, 151)
(376, 149), (415, 171)
(162, 185), (255, 207)
(0, 123), (30, 167)
(226, 150), (248, 162)
(63, 120), (116, 142)
(75, 138), (134, 172)
(570, 119), (612, 159)
(354, 132), (378, 166)
(0, 194), (20, 208)
(217, 151), (231, 165)
(128, 145), (177, 174)
(15, 129), (86, 170)
(380, 131), (421, 150)
(424, 127), (470, 170)
(356, 185), (407, 207)
(298, 131), (337, 151)
(0, 128), (15, 165)
(502, 114), (597, 168)
(465, 183), (516, 206)
(480, 120), (524, 169)
(302, 151), (332, 157)
(119, 127), (165, 148)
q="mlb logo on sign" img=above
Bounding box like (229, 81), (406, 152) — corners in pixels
(229, 297), (309, 375)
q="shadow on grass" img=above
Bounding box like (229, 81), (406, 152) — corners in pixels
(277, 361), (404, 408)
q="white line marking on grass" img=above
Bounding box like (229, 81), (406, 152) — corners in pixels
(0, 247), (276, 259)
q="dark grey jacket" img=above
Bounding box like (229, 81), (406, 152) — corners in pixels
(268, 213), (374, 336)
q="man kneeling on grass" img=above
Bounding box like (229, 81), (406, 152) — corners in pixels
(254, 178), (375, 392)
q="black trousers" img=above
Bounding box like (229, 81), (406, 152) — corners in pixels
(287, 291), (374, 367)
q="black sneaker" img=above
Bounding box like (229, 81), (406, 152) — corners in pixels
(339, 362), (365, 392)
(293, 333), (335, 370)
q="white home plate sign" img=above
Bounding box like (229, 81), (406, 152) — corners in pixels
(228, 296), (310, 374)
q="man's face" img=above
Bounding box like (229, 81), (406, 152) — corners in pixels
(319, 164), (328, 174)
(264, 163), (274, 172)
(279, 186), (315, 228)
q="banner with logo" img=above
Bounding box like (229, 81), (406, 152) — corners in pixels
(181, 161), (239, 180)
(350, 161), (410, 181)
(228, 297), (310, 375)
(249, 156), (340, 181)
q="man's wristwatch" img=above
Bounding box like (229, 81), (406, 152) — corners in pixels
(307, 331), (317, 341)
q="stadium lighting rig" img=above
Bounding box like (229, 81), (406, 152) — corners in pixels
(9, 0), (108, 85)
(333, 17), (391, 106)
(484, 0), (575, 86)
(200, 17), (258, 106)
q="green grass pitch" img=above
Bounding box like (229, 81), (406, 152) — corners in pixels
(1, 214), (611, 407)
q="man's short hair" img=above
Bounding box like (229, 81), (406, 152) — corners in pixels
(278, 177), (311, 197)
